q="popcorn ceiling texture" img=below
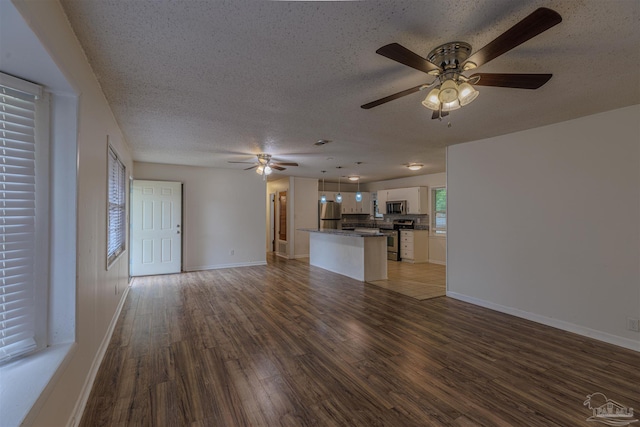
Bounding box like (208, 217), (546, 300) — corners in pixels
(59, 0), (640, 182)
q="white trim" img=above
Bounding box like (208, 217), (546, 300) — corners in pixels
(184, 261), (267, 272)
(66, 286), (130, 427)
(294, 254), (310, 259)
(446, 291), (640, 352)
(428, 259), (446, 265)
(0, 343), (75, 427)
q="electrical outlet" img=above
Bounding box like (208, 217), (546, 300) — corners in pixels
(627, 317), (640, 332)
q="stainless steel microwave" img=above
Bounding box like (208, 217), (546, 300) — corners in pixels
(386, 200), (406, 215)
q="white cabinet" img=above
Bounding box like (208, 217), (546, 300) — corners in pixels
(341, 192), (356, 213)
(340, 192), (371, 214)
(400, 230), (429, 263)
(356, 192), (371, 214)
(377, 190), (388, 207)
(318, 191), (337, 202)
(405, 187), (428, 214)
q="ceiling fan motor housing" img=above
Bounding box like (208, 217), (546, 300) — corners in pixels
(427, 41), (472, 71)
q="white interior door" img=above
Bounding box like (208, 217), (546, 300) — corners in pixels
(131, 180), (182, 276)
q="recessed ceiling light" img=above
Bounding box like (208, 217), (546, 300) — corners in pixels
(407, 163), (423, 171)
(348, 176), (359, 181)
(314, 139), (332, 146)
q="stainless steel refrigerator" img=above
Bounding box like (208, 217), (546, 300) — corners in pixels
(319, 201), (341, 230)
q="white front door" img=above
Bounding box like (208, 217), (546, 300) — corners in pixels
(131, 180), (182, 276)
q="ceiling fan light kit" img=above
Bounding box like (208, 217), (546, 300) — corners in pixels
(362, 8), (562, 118)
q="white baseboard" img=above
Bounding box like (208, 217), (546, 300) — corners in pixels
(184, 260), (267, 271)
(68, 285), (130, 427)
(446, 291), (640, 353)
(294, 254), (309, 259)
(428, 259), (446, 265)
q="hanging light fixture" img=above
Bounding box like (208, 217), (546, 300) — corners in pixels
(320, 171), (327, 204)
(336, 176), (342, 203)
(355, 177), (362, 202)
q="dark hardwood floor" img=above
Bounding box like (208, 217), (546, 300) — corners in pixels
(80, 254), (640, 426)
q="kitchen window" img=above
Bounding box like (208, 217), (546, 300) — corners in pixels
(432, 187), (447, 234)
(107, 144), (126, 268)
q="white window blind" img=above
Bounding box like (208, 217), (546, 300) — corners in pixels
(0, 82), (38, 362)
(107, 146), (126, 267)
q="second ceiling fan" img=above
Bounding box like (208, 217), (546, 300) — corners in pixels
(228, 153), (298, 179)
(361, 7), (562, 119)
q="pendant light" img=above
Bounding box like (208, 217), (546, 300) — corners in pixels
(320, 171), (327, 204)
(336, 176), (342, 203)
(355, 177), (362, 202)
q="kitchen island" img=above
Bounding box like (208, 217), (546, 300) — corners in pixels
(303, 229), (387, 282)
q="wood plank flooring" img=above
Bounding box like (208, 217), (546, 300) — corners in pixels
(80, 254), (640, 426)
(368, 261), (446, 300)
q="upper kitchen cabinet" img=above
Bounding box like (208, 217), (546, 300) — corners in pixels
(405, 187), (428, 214)
(356, 192), (371, 214)
(318, 191), (337, 202)
(341, 192), (371, 214)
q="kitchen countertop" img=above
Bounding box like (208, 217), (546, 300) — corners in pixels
(300, 228), (385, 237)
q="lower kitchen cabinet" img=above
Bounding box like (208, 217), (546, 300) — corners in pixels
(400, 230), (429, 263)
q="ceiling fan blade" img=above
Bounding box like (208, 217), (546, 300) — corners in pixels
(376, 43), (440, 74)
(361, 84), (426, 109)
(463, 8), (562, 69)
(272, 162), (298, 167)
(228, 161), (256, 164)
(470, 73), (552, 89)
(271, 165), (286, 171)
(244, 165), (258, 170)
(431, 110), (449, 120)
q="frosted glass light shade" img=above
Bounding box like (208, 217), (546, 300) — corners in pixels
(355, 192), (362, 202)
(256, 166), (263, 174)
(421, 88), (441, 110)
(263, 166), (272, 175)
(442, 99), (461, 111)
(336, 193), (343, 203)
(458, 82), (479, 106)
(438, 79), (459, 103)
(320, 194), (327, 203)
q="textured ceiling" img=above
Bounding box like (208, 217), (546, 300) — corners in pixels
(59, 0), (640, 183)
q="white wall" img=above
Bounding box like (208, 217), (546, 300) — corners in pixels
(8, 1), (134, 425)
(293, 177), (319, 258)
(134, 162), (266, 270)
(447, 105), (640, 351)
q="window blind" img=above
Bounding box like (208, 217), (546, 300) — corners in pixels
(0, 83), (38, 362)
(107, 146), (126, 266)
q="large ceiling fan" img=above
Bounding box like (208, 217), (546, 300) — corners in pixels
(361, 7), (562, 119)
(228, 153), (298, 179)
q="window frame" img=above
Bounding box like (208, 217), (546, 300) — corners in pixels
(432, 186), (447, 235)
(106, 141), (126, 269)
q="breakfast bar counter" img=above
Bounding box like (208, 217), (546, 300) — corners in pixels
(302, 229), (387, 282)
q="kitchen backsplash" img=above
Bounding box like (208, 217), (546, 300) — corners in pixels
(341, 213), (430, 230)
